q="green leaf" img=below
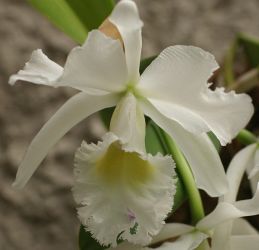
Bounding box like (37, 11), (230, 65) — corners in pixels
(65, 0), (114, 31)
(79, 226), (107, 250)
(145, 120), (167, 155)
(100, 107), (114, 129)
(223, 34), (259, 91)
(239, 33), (259, 67)
(207, 132), (221, 152)
(146, 121), (187, 212)
(27, 0), (87, 44)
(27, 0), (115, 44)
(223, 39), (238, 86)
(139, 56), (157, 74)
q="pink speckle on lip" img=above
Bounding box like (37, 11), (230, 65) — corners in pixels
(127, 209), (136, 221)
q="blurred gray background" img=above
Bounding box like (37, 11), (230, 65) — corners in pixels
(1, 0), (259, 249)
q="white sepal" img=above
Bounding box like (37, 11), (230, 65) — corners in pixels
(58, 30), (128, 94)
(151, 223), (194, 244)
(223, 144), (257, 202)
(9, 49), (63, 86)
(197, 184), (259, 231)
(109, 0), (143, 83)
(13, 92), (119, 188)
(156, 232), (208, 250)
(229, 235), (259, 250)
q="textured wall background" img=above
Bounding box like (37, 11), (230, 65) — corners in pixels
(1, 0), (259, 249)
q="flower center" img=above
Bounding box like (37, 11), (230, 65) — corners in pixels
(126, 83), (143, 99)
(95, 142), (155, 187)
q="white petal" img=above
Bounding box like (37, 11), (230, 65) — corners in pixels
(248, 149), (259, 178)
(73, 133), (176, 247)
(247, 148), (259, 193)
(109, 0), (143, 83)
(140, 100), (228, 197)
(211, 145), (258, 250)
(249, 172), (259, 194)
(230, 235), (259, 250)
(156, 232), (208, 250)
(223, 144), (257, 202)
(211, 204), (259, 250)
(58, 30), (128, 94)
(110, 93), (146, 152)
(13, 92), (119, 188)
(151, 223), (194, 244)
(9, 49), (63, 86)
(232, 218), (258, 235)
(197, 184), (259, 231)
(138, 46), (254, 145)
(211, 229), (259, 250)
(211, 223), (232, 250)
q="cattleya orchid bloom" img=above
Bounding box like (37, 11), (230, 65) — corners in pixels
(73, 93), (176, 246)
(9, 0), (253, 197)
(242, 142), (259, 194)
(129, 145), (259, 250)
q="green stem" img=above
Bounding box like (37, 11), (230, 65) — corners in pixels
(223, 39), (238, 87)
(149, 122), (187, 212)
(227, 67), (259, 93)
(236, 129), (258, 145)
(160, 130), (205, 224)
(196, 241), (207, 250)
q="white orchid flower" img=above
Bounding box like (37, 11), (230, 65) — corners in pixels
(197, 144), (259, 250)
(9, 0), (253, 198)
(73, 93), (176, 246)
(243, 142), (259, 194)
(105, 225), (209, 250)
(135, 145), (259, 250)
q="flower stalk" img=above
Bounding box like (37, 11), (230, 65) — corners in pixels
(236, 129), (258, 145)
(160, 130), (205, 225)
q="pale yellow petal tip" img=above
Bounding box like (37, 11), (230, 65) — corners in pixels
(99, 19), (123, 46)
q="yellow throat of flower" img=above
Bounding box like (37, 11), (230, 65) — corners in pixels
(95, 142), (155, 187)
